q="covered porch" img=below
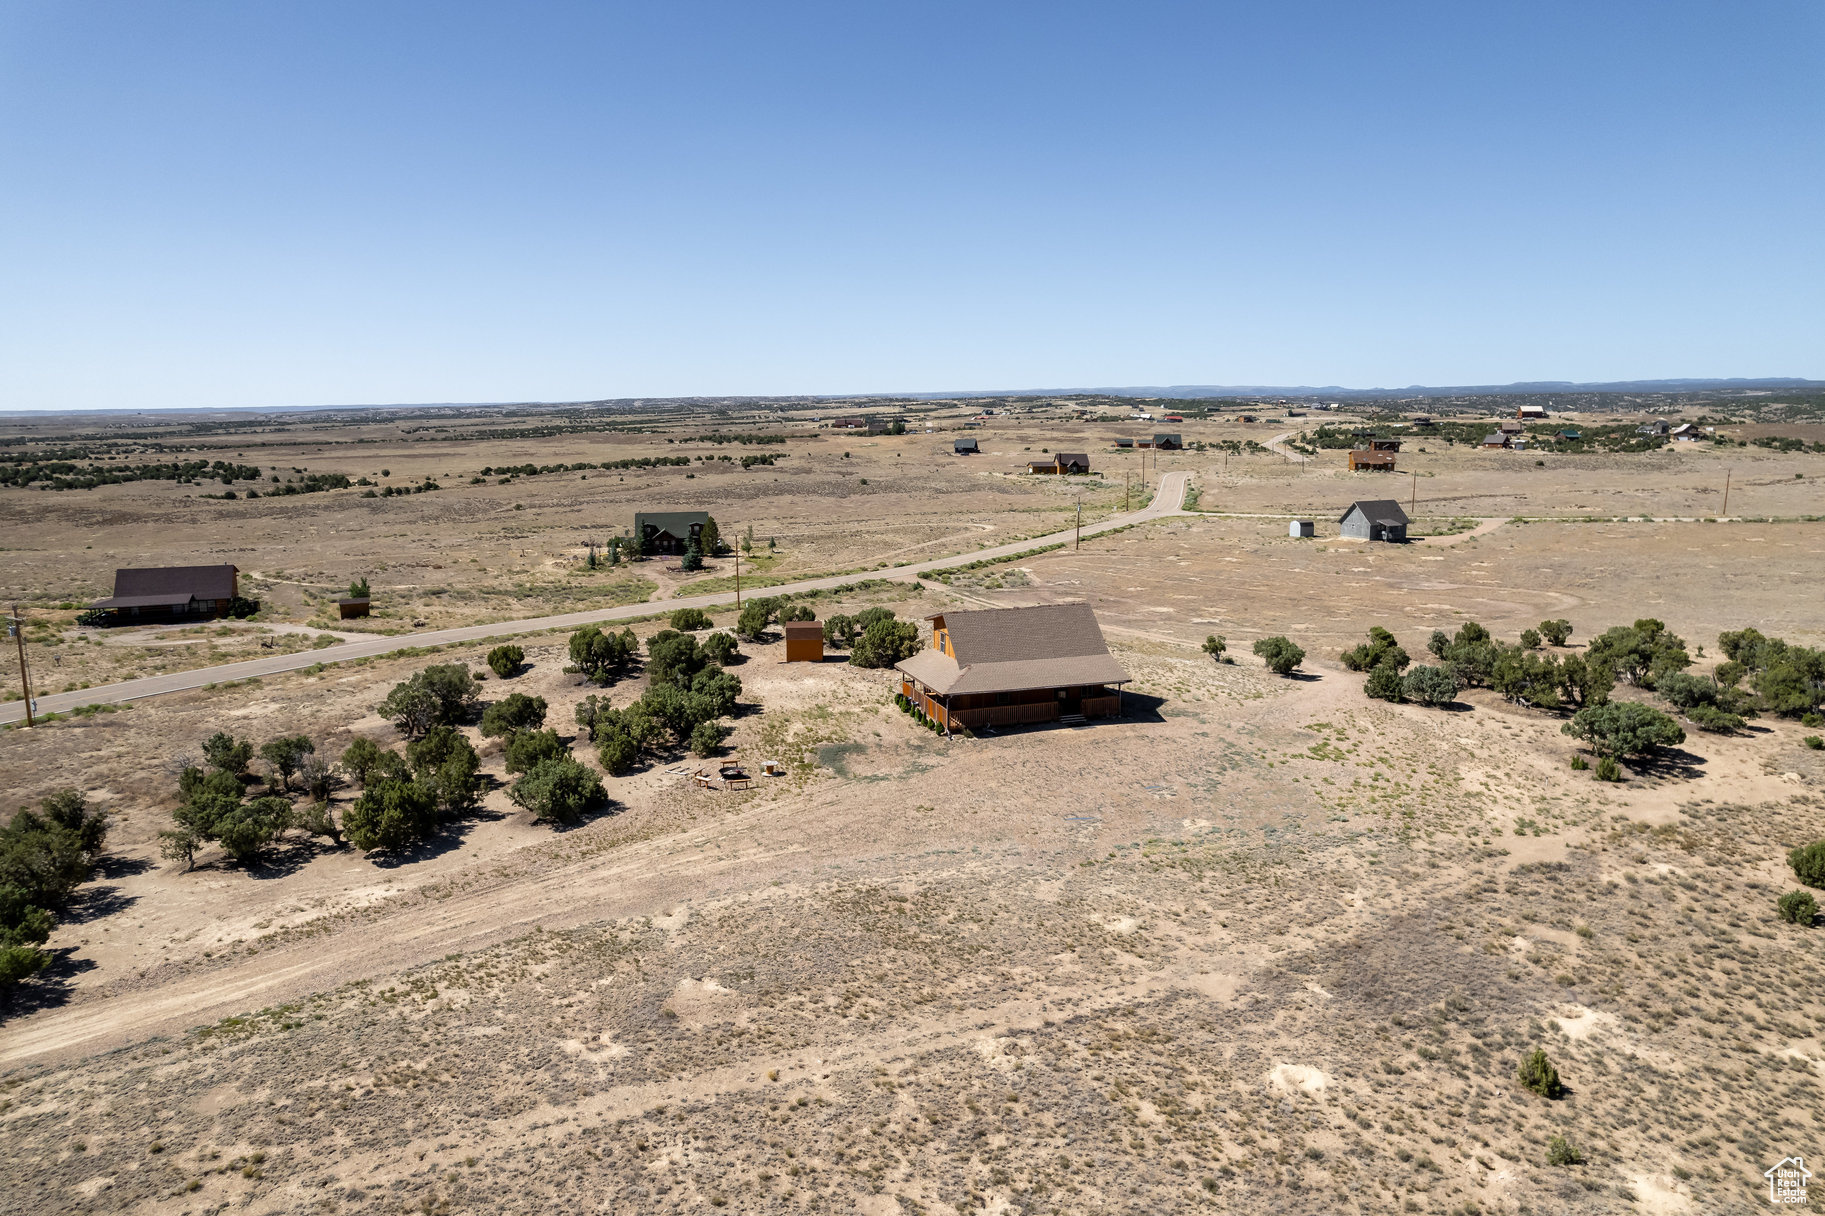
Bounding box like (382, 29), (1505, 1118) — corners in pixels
(900, 678), (1123, 733)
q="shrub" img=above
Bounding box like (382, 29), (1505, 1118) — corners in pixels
(597, 731), (639, 775)
(509, 756), (604, 825)
(259, 735), (315, 792)
(689, 720), (725, 757)
(1364, 661), (1404, 702)
(202, 731), (255, 775)
(1685, 704), (1746, 733)
(1777, 889), (1817, 925)
(481, 692), (549, 738)
(648, 630), (712, 687)
(340, 737), (389, 786)
(1569, 755), (1589, 771)
(1595, 757), (1621, 782)
(736, 601), (772, 641)
(1340, 627), (1409, 673)
(378, 665), (479, 737)
(1561, 702), (1684, 759)
(1253, 636), (1305, 676)
(851, 617), (920, 668)
(1202, 635), (1226, 661)
(1539, 619), (1573, 646)
(405, 726), (482, 815)
(1789, 840), (1825, 890)
(569, 624), (638, 684)
(1546, 1135), (1584, 1166)
(486, 644), (524, 677)
(1401, 664), (1459, 707)
(1587, 619), (1690, 689)
(1517, 1048), (1564, 1098)
(1803, 735), (1824, 750)
(823, 615), (857, 648)
(700, 632), (740, 666)
(294, 801), (343, 847)
(349, 576), (371, 599)
(1520, 628), (1542, 650)
(0, 790), (109, 988)
(780, 604), (815, 622)
(342, 779), (438, 853)
(669, 608), (713, 632)
(504, 728), (566, 775)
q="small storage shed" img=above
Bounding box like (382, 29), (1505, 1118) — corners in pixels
(783, 621), (824, 663)
(1289, 520), (1315, 538)
(1339, 500), (1409, 542)
(337, 597), (371, 619)
(953, 437), (979, 454)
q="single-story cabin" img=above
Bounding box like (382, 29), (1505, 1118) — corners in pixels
(953, 437), (980, 455)
(1498, 419), (1523, 434)
(1113, 437), (1135, 449)
(1348, 449), (1397, 472)
(1517, 404), (1548, 419)
(896, 603), (1130, 733)
(1556, 429), (1583, 441)
(783, 621), (824, 663)
(1339, 500), (1409, 542)
(1239, 414), (1257, 423)
(1481, 432), (1512, 449)
(88, 564), (241, 624)
(1139, 433), (1183, 450)
(1411, 416), (1434, 427)
(1289, 519), (1316, 538)
(635, 511), (711, 556)
(1670, 423), (1699, 440)
(1026, 453), (1092, 475)
(1163, 414), (1184, 423)
(830, 417), (869, 430)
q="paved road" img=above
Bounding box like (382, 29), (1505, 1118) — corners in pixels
(2, 472), (1191, 725)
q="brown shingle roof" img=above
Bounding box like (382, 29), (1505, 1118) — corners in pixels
(895, 603), (1130, 696)
(98, 564), (237, 606)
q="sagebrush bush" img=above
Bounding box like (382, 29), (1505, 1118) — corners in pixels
(1517, 1048), (1564, 1098)
(1777, 889), (1817, 925)
(1788, 840), (1825, 890)
(1546, 1135), (1583, 1166)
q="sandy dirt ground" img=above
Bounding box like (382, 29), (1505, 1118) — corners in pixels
(2, 404), (1823, 1215)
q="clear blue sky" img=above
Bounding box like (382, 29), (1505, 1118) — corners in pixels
(2, 2), (1820, 410)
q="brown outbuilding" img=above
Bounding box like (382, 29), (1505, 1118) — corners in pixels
(896, 602), (1129, 733)
(783, 621), (824, 663)
(1348, 449), (1397, 471)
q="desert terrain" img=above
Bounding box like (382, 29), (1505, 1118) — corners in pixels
(2, 397), (1823, 1215)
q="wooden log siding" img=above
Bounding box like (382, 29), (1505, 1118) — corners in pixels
(902, 680), (1120, 730)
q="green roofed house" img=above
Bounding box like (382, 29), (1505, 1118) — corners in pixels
(635, 511), (711, 556)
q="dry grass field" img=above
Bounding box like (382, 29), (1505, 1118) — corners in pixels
(2, 400), (1823, 1215)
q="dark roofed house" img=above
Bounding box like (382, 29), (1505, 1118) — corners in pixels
(1338, 500), (1409, 542)
(896, 603), (1130, 733)
(1025, 453), (1092, 475)
(89, 564), (241, 623)
(1113, 437), (1134, 448)
(1481, 432), (1512, 449)
(1498, 419), (1523, 434)
(953, 437), (979, 455)
(830, 417), (868, 429)
(1140, 433), (1183, 450)
(635, 511), (710, 556)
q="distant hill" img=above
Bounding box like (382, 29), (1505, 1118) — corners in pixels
(918, 378), (1825, 401)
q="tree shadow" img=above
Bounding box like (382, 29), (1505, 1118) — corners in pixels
(545, 798), (625, 833)
(59, 884), (139, 925)
(0, 947), (97, 1022)
(96, 854), (154, 880)
(1283, 671), (1324, 682)
(1630, 746), (1708, 781)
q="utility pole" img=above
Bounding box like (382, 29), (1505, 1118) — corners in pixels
(1721, 469), (1731, 516)
(1124, 470), (1130, 513)
(1411, 470), (1417, 516)
(734, 546), (741, 607)
(11, 604), (33, 727)
(1075, 500), (1082, 550)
